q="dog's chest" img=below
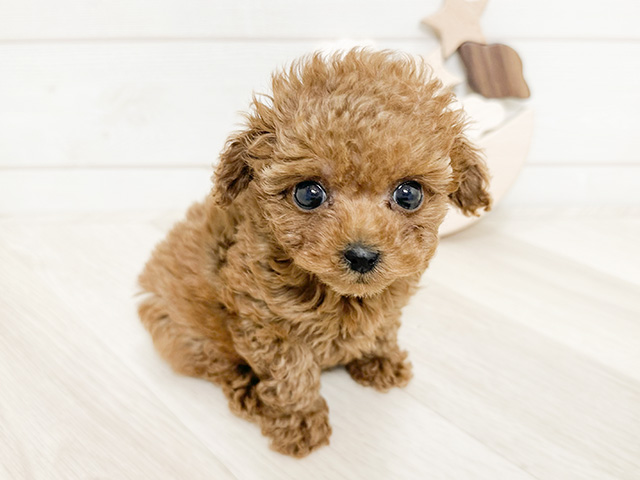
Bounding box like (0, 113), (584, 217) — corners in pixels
(288, 299), (390, 369)
(313, 332), (377, 369)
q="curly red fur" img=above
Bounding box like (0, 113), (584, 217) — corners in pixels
(138, 49), (491, 457)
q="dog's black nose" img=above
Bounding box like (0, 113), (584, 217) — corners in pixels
(343, 244), (380, 274)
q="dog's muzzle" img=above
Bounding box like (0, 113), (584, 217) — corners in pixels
(343, 243), (380, 274)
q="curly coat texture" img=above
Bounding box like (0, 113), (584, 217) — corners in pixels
(138, 49), (491, 457)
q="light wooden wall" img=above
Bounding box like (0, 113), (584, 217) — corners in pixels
(1, 1), (639, 213)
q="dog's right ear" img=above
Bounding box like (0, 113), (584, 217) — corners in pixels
(212, 126), (274, 206)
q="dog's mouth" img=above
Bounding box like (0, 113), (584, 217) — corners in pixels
(329, 278), (390, 298)
(352, 268), (382, 284)
(319, 247), (394, 297)
(321, 265), (393, 298)
(289, 246), (396, 297)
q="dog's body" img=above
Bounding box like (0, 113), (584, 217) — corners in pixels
(138, 50), (491, 457)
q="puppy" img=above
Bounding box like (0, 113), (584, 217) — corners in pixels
(138, 49), (491, 457)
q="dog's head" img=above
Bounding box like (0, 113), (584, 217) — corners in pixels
(213, 49), (491, 297)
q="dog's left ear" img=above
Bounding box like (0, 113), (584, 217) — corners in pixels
(212, 126), (274, 206)
(448, 134), (492, 216)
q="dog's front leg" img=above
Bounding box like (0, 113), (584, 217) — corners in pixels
(230, 319), (331, 457)
(346, 318), (413, 392)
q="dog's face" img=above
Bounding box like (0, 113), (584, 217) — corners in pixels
(213, 50), (491, 297)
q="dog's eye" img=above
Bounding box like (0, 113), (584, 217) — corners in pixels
(392, 181), (423, 210)
(293, 181), (327, 210)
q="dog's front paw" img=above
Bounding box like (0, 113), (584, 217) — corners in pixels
(260, 399), (331, 458)
(347, 353), (413, 392)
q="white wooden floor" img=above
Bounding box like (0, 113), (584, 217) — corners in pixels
(1, 206), (639, 480)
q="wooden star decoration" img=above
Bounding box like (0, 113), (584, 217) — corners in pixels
(422, 0), (488, 58)
(423, 49), (463, 88)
